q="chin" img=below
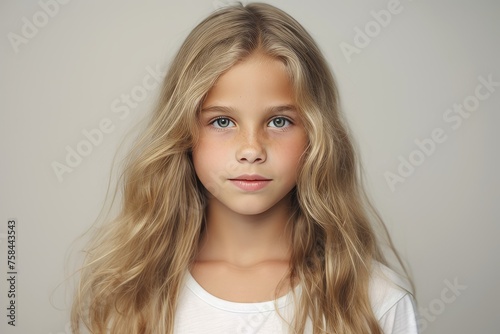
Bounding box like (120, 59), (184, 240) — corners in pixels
(230, 200), (281, 216)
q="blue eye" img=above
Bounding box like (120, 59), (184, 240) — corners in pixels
(211, 117), (234, 128)
(268, 117), (291, 128)
(209, 116), (292, 129)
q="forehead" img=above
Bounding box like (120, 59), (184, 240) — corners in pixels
(202, 53), (295, 108)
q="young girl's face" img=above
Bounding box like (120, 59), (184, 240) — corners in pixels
(192, 53), (308, 216)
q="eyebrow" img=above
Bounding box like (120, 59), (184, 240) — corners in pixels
(200, 104), (298, 115)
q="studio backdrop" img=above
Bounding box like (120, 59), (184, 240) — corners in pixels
(1, 0), (498, 333)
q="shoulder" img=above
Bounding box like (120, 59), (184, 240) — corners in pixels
(368, 261), (412, 319)
(369, 261), (419, 333)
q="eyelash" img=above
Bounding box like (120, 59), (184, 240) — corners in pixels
(209, 116), (293, 131)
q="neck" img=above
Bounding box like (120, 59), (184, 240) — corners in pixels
(196, 193), (294, 268)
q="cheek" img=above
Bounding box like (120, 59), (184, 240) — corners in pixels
(274, 139), (307, 183)
(285, 135), (308, 165)
(192, 147), (210, 175)
(192, 138), (225, 180)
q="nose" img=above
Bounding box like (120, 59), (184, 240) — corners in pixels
(235, 129), (267, 164)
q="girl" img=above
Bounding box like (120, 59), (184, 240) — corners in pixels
(71, 2), (418, 333)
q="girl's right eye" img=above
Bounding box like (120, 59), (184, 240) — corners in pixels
(210, 117), (235, 129)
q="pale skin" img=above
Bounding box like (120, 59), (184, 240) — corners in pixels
(190, 52), (308, 302)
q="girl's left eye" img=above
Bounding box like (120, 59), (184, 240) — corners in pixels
(268, 117), (291, 128)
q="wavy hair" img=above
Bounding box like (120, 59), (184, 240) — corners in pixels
(71, 2), (413, 333)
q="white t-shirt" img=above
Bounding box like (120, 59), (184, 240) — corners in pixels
(174, 262), (419, 333)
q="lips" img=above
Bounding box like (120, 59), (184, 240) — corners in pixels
(229, 174), (272, 191)
(229, 174), (271, 181)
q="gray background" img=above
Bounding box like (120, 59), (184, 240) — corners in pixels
(1, 0), (498, 333)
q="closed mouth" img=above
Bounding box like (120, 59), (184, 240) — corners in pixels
(230, 174), (271, 181)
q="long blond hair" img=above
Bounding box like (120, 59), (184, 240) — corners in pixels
(71, 2), (413, 333)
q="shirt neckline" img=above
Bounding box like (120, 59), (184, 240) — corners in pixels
(185, 270), (301, 313)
